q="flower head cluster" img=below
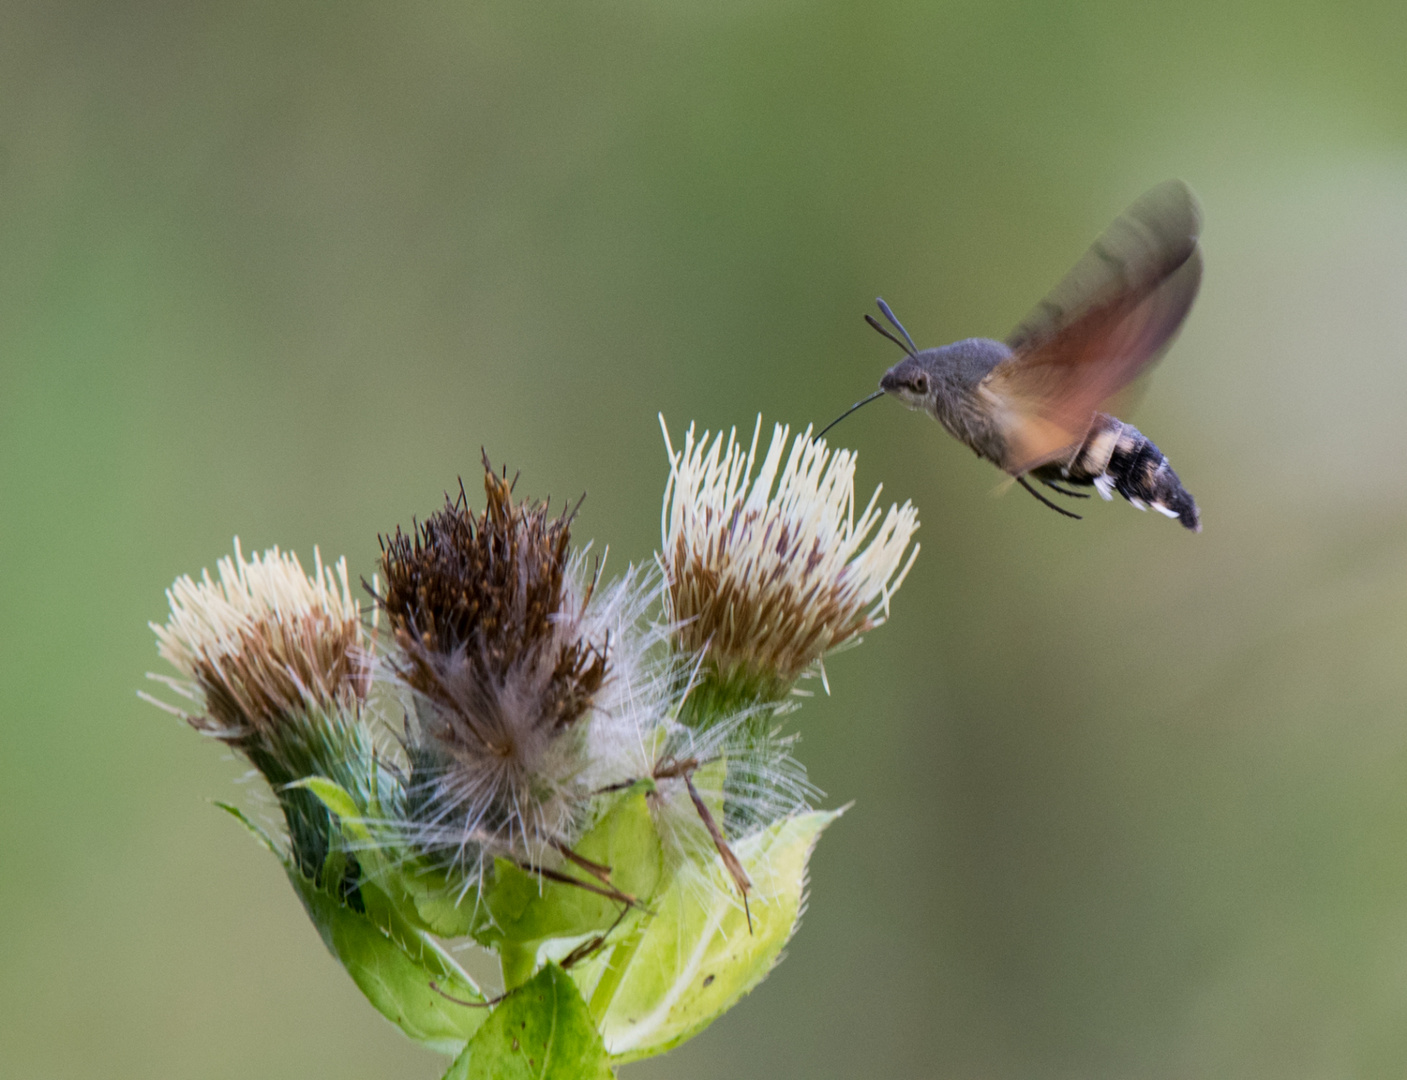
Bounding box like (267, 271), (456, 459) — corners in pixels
(659, 415), (920, 702)
(145, 422), (922, 1073)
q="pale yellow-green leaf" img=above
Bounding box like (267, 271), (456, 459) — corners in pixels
(480, 783), (663, 950)
(571, 808), (840, 1062)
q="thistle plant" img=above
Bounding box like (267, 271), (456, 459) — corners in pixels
(146, 417), (918, 1077)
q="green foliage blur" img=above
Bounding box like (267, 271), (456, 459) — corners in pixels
(6, 1), (1407, 1077)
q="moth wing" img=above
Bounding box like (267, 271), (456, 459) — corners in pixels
(1004, 180), (1202, 354)
(986, 180), (1203, 473)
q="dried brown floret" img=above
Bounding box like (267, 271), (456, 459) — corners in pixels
(379, 454), (607, 732)
(378, 456), (613, 870)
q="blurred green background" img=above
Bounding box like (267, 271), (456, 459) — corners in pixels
(5, 1), (1407, 1077)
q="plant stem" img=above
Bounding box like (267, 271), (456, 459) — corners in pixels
(587, 922), (646, 1022)
(498, 942), (537, 991)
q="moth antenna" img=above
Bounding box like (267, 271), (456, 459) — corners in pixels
(1016, 475), (1083, 520)
(865, 314), (915, 357)
(876, 297), (919, 354)
(817, 389), (885, 440)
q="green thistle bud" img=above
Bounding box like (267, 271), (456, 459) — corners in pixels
(146, 541), (379, 881)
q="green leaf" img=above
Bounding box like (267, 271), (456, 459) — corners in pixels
(479, 784), (663, 952)
(397, 858), (482, 939)
(290, 870), (488, 1056)
(286, 776), (372, 844)
(216, 791), (488, 1055)
(443, 964), (612, 1080)
(571, 809), (841, 1063)
(212, 801), (282, 857)
(291, 775), (482, 938)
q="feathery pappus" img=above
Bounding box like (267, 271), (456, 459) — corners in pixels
(374, 455), (672, 888)
(821, 180), (1204, 531)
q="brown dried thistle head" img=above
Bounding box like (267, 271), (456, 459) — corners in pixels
(378, 455), (614, 872)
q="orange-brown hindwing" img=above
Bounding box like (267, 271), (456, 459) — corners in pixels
(983, 180), (1203, 474)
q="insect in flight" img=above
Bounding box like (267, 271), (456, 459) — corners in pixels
(820, 180), (1203, 531)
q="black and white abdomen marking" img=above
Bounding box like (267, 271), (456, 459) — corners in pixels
(1036, 413), (1201, 531)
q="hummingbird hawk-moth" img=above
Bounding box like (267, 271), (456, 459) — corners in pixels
(822, 180), (1203, 531)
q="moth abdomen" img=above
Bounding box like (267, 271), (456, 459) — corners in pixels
(1038, 413), (1200, 532)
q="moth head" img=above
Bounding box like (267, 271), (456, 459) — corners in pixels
(879, 357), (934, 410)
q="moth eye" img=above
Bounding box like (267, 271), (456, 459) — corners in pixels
(911, 375), (928, 393)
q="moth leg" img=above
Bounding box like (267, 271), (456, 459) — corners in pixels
(1039, 478), (1090, 500)
(1016, 475), (1082, 520)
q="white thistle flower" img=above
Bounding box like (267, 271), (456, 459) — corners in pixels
(148, 539), (370, 737)
(659, 414), (920, 694)
(146, 540), (378, 880)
